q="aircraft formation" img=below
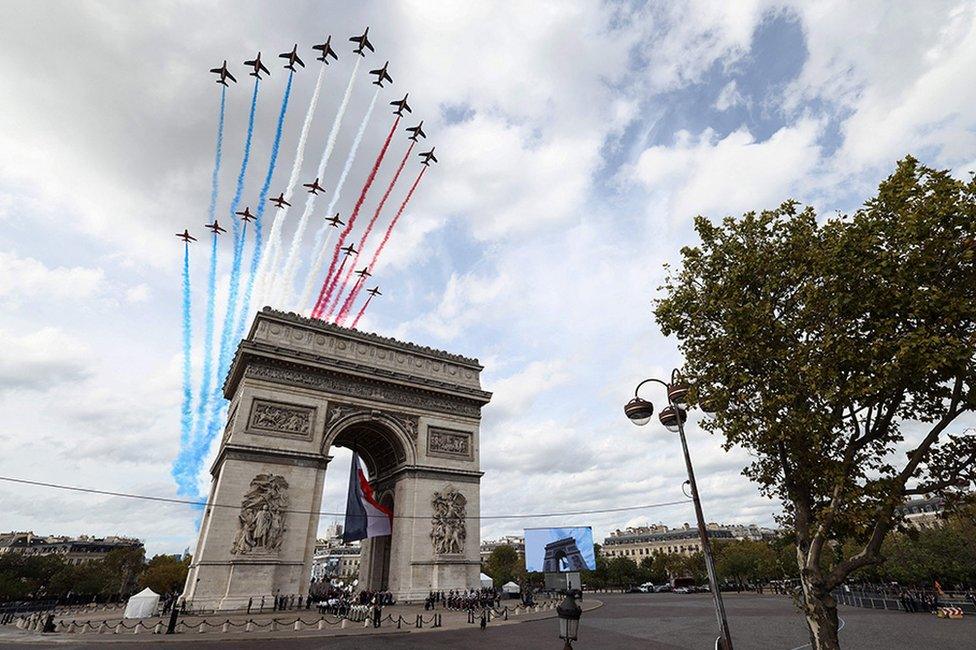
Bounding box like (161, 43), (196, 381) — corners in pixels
(185, 26), (440, 335)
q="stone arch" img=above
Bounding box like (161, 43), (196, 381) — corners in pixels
(322, 408), (417, 479)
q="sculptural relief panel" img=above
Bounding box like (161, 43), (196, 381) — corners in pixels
(231, 474), (288, 555)
(247, 399), (314, 440)
(430, 488), (466, 555)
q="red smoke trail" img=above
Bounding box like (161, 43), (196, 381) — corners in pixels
(313, 116), (400, 317)
(350, 294), (374, 329)
(336, 166), (428, 325)
(312, 255), (349, 319)
(331, 142), (415, 321)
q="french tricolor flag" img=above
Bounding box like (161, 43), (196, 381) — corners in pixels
(342, 452), (393, 542)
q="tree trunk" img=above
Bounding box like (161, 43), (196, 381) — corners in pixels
(800, 579), (841, 650)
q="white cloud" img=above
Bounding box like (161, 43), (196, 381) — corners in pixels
(126, 283), (151, 303)
(0, 251), (104, 303)
(714, 79), (746, 111)
(0, 327), (92, 390)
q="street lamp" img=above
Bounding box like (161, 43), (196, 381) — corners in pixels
(624, 369), (734, 650)
(556, 590), (582, 649)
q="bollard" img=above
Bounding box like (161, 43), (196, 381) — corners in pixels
(294, 620), (301, 631)
(341, 618), (348, 629)
(68, 622), (76, 634)
(97, 622), (106, 634)
(245, 619), (253, 633)
(416, 614), (422, 628)
(363, 618), (370, 628)
(318, 619), (325, 630)
(504, 609), (509, 620)
(222, 622), (229, 633)
(154, 622), (163, 634)
(114, 623), (123, 634)
(271, 620), (278, 632)
(133, 622), (140, 634)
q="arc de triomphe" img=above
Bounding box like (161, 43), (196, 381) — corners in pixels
(182, 308), (491, 609)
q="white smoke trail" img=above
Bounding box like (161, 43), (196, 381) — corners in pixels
(273, 57), (361, 306)
(296, 87), (380, 312)
(253, 64), (326, 308)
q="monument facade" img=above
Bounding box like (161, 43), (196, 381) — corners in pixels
(182, 308), (491, 609)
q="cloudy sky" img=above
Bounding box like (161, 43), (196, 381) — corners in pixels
(1, 1), (975, 556)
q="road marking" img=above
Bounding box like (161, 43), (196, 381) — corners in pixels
(787, 616), (846, 650)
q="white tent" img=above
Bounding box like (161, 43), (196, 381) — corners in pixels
(480, 573), (494, 588)
(502, 581), (521, 594)
(123, 587), (160, 619)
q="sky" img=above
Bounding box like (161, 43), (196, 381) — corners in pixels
(1, 0), (975, 556)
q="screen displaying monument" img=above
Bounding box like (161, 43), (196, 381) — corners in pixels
(524, 527), (596, 572)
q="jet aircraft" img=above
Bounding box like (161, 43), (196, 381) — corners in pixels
(367, 286), (382, 297)
(406, 121), (426, 141)
(390, 94), (411, 116)
(312, 37), (339, 63)
(350, 28), (374, 56)
(279, 45), (305, 71)
(370, 61), (393, 87)
(235, 206), (256, 222)
(326, 213), (345, 228)
(244, 52), (270, 79)
(209, 61), (237, 86)
(176, 229), (197, 243)
(204, 220), (226, 235)
(354, 267), (372, 279)
(341, 244), (358, 256)
(419, 148), (438, 166)
(270, 193), (291, 208)
(303, 178), (325, 194)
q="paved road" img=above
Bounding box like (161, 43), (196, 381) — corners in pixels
(3, 593), (973, 648)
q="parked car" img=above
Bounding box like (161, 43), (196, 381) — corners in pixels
(653, 584), (672, 593)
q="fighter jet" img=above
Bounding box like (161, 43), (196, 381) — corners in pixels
(209, 61), (237, 86)
(341, 243), (358, 256)
(419, 147), (438, 166)
(349, 28), (374, 57)
(244, 52), (271, 79)
(176, 229), (197, 243)
(269, 192), (291, 209)
(390, 94), (411, 116)
(326, 213), (345, 228)
(312, 36), (339, 64)
(279, 44), (305, 71)
(204, 220), (226, 235)
(303, 178), (325, 195)
(235, 206), (256, 222)
(367, 286), (382, 297)
(354, 267), (372, 280)
(369, 61), (393, 87)
(406, 121), (426, 142)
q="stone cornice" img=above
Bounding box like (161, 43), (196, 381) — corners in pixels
(212, 443), (332, 475)
(252, 308), (483, 368)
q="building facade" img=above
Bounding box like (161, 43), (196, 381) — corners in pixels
(310, 524), (361, 581)
(479, 535), (525, 563)
(602, 522), (776, 560)
(900, 495), (946, 529)
(0, 532), (143, 565)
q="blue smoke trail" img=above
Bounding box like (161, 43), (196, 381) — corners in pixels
(234, 71), (293, 344)
(177, 79), (259, 499)
(172, 87), (225, 495)
(180, 244), (193, 445)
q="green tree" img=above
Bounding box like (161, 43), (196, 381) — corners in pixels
(714, 540), (776, 589)
(482, 544), (522, 586)
(655, 157), (976, 649)
(606, 556), (641, 588)
(139, 555), (190, 596)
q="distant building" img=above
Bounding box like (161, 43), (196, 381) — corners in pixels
(310, 523), (361, 581)
(0, 531), (143, 565)
(900, 494), (946, 529)
(480, 535), (525, 563)
(602, 521), (775, 560)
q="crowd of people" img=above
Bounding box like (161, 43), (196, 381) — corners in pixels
(424, 588), (501, 611)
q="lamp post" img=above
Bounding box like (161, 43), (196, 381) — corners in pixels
(624, 369), (734, 650)
(556, 590), (582, 649)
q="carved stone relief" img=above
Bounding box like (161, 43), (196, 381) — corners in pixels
(231, 474), (288, 555)
(248, 400), (313, 437)
(326, 403), (420, 442)
(245, 362), (483, 418)
(430, 489), (466, 555)
(427, 428), (473, 459)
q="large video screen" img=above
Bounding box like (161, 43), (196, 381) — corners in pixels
(524, 527), (596, 572)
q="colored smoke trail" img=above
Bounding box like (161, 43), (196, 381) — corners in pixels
(180, 244), (193, 446)
(350, 295), (372, 329)
(255, 64), (327, 308)
(234, 71), (293, 343)
(297, 86), (380, 312)
(333, 141), (414, 322)
(341, 166), (427, 324)
(312, 254), (350, 318)
(275, 58), (362, 308)
(174, 88), (225, 495)
(313, 113), (400, 319)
